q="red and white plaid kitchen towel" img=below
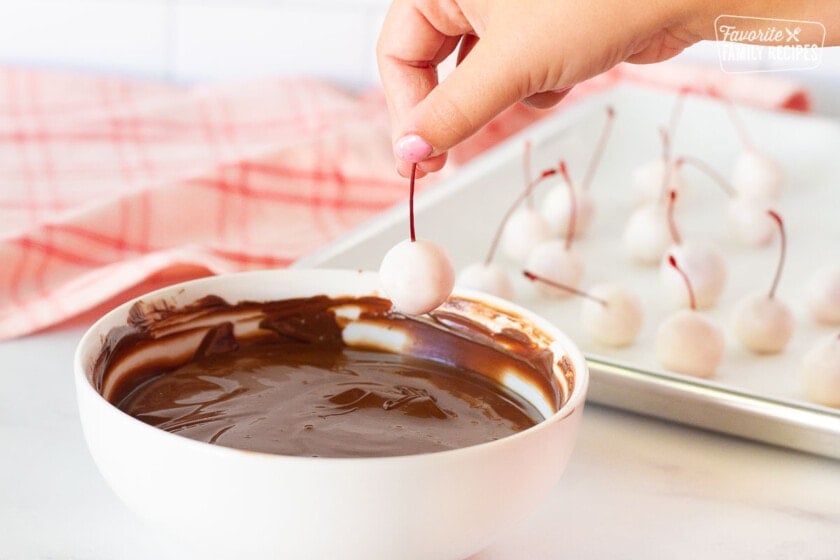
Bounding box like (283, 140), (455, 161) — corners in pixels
(0, 62), (809, 340)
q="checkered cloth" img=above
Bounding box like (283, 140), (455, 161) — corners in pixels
(0, 63), (808, 339)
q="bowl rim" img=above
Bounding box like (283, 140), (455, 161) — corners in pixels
(74, 268), (589, 464)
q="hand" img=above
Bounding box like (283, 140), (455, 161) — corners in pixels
(377, 0), (705, 178)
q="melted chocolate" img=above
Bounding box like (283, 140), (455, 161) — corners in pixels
(93, 294), (567, 458)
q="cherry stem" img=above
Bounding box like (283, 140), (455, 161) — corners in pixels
(677, 155), (736, 198)
(667, 189), (682, 246)
(660, 127), (671, 166)
(767, 210), (786, 299)
(658, 127), (673, 203)
(523, 139), (532, 186)
(483, 168), (557, 266)
(523, 271), (607, 306)
(582, 106), (615, 190)
(668, 88), (688, 146)
(714, 89), (755, 151)
(409, 163), (417, 242)
(668, 254), (696, 311)
(559, 161), (576, 251)
(524, 140), (534, 209)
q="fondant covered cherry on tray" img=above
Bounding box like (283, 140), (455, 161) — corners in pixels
(541, 106), (615, 239)
(731, 211), (794, 354)
(658, 190), (727, 309)
(806, 265), (840, 325)
(633, 93), (687, 205)
(499, 164), (556, 263)
(800, 333), (840, 408)
(655, 255), (725, 378)
(623, 129), (683, 266)
(380, 164), (455, 315)
(678, 154), (778, 248)
(457, 164), (559, 299)
(716, 90), (784, 200)
(523, 271), (643, 348)
(525, 162), (584, 298)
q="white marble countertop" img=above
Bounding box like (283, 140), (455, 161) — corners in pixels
(2, 325), (839, 560)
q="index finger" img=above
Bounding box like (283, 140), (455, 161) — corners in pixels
(376, 0), (474, 174)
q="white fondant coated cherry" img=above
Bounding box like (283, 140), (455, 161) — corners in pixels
(498, 169), (557, 262)
(525, 162), (586, 297)
(728, 195), (777, 247)
(459, 166), (556, 293)
(655, 309), (725, 378)
(731, 211), (793, 354)
(720, 96), (783, 200)
(633, 159), (686, 205)
(655, 255), (725, 378)
(501, 207), (553, 262)
(677, 154), (778, 249)
(524, 240), (584, 299)
(522, 273), (643, 347)
(660, 242), (727, 309)
(634, 100), (687, 205)
(380, 238), (454, 315)
(658, 190), (727, 309)
(623, 203), (672, 265)
(456, 262), (514, 300)
(580, 284), (644, 347)
(633, 128), (686, 205)
(379, 164), (454, 315)
(731, 149), (783, 200)
(541, 107), (614, 238)
(806, 266), (840, 325)
(542, 186), (594, 238)
(800, 334), (840, 407)
(732, 294), (794, 354)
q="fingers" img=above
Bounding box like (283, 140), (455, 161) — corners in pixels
(377, 1), (473, 176)
(377, 1), (568, 177)
(395, 148), (447, 179)
(521, 87), (572, 109)
(396, 34), (526, 163)
(456, 33), (478, 64)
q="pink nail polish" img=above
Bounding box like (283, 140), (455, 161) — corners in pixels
(395, 134), (433, 163)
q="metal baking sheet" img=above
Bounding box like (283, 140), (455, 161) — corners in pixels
(294, 83), (840, 459)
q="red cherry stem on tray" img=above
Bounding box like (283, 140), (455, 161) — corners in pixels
(767, 210), (786, 299)
(409, 163), (417, 242)
(581, 106), (615, 190)
(667, 88), (689, 145)
(523, 140), (536, 209)
(559, 161), (577, 251)
(667, 189), (682, 246)
(483, 168), (558, 266)
(523, 139), (532, 185)
(668, 254), (696, 311)
(658, 127), (674, 203)
(711, 87), (755, 151)
(676, 155), (737, 198)
(522, 271), (608, 306)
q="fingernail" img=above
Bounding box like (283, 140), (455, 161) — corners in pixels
(395, 134), (433, 163)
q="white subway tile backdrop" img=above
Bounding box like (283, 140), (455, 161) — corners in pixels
(0, 0), (837, 103)
(0, 0), (392, 88)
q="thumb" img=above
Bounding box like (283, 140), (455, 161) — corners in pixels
(395, 36), (528, 162)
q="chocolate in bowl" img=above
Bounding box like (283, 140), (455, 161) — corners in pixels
(75, 269), (587, 560)
(95, 293), (568, 458)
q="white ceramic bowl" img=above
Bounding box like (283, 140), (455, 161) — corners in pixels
(74, 269), (588, 560)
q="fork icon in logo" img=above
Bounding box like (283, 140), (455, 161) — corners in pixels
(785, 26), (801, 42)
